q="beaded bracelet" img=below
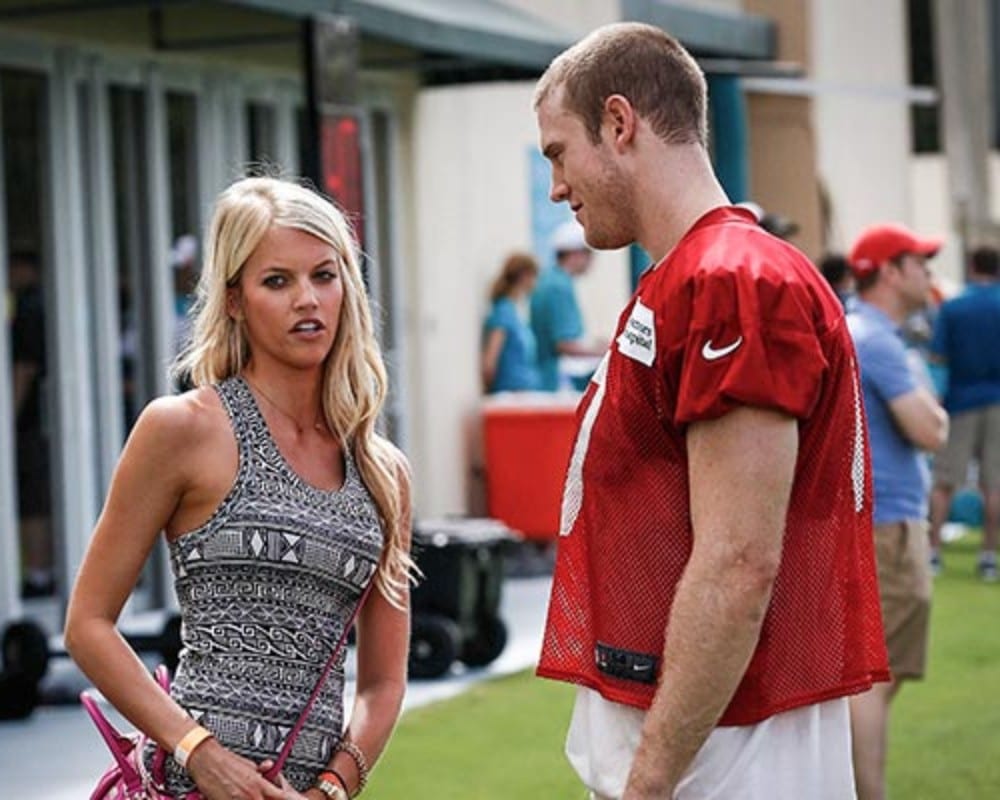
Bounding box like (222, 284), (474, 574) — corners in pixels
(336, 738), (369, 795)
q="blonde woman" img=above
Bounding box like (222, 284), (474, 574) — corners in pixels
(66, 176), (413, 800)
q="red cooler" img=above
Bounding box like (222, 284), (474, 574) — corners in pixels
(481, 394), (579, 540)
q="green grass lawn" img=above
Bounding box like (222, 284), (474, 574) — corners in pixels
(368, 531), (1000, 799)
(887, 532), (1000, 799)
(366, 670), (581, 799)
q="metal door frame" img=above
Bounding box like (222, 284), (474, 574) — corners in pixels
(0, 29), (310, 625)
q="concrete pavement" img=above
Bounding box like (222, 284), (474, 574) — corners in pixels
(0, 574), (553, 798)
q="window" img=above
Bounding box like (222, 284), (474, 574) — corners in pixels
(907, 0), (940, 153)
(2, 68), (56, 598)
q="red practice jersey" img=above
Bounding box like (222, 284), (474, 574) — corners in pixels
(537, 206), (889, 725)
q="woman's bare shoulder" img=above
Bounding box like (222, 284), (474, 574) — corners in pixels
(131, 386), (230, 451)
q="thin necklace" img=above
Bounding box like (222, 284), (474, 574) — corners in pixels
(244, 375), (325, 434)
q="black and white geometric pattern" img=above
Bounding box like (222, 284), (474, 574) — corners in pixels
(145, 376), (383, 794)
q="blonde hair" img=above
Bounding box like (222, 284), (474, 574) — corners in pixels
(534, 22), (707, 148)
(175, 176), (414, 605)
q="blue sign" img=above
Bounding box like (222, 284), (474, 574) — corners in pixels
(529, 147), (572, 269)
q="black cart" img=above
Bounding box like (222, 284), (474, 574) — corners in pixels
(408, 517), (518, 680)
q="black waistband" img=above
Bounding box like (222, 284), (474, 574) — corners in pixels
(595, 642), (659, 685)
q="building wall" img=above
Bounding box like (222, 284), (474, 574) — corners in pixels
(809, 0), (914, 251)
(743, 0), (823, 258)
(746, 93), (823, 257)
(910, 155), (958, 285)
(808, 0), (972, 279)
(910, 152), (1000, 288)
(408, 80), (629, 515)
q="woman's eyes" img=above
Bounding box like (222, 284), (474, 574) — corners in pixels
(262, 269), (338, 288)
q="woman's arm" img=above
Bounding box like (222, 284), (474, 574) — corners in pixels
(329, 458), (413, 796)
(481, 327), (507, 391)
(65, 394), (285, 800)
(65, 396), (205, 749)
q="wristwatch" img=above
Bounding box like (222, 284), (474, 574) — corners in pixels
(316, 772), (349, 800)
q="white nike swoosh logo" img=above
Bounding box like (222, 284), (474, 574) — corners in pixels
(701, 336), (743, 361)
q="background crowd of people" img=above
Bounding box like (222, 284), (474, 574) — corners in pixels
(480, 219), (604, 395)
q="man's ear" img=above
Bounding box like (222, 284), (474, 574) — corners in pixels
(603, 94), (636, 151)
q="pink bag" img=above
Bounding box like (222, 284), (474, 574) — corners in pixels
(80, 665), (201, 799)
(81, 579), (374, 800)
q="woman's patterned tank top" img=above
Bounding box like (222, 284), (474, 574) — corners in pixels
(150, 375), (384, 794)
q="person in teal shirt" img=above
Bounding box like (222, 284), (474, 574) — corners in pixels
(530, 220), (602, 390)
(482, 252), (542, 393)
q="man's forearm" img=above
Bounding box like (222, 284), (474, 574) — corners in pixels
(623, 559), (775, 798)
(624, 407), (796, 799)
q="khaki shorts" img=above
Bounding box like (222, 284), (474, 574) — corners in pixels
(932, 403), (1000, 489)
(874, 520), (932, 680)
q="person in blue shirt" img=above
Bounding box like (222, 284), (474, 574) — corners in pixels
(530, 220), (603, 390)
(845, 223), (949, 800)
(481, 252), (542, 393)
(927, 246), (1000, 580)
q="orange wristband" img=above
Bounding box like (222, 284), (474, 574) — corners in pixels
(174, 725), (214, 770)
(316, 769), (349, 800)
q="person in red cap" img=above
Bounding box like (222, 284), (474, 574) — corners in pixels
(533, 21), (889, 800)
(845, 222), (950, 800)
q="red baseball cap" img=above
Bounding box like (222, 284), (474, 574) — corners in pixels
(849, 223), (942, 277)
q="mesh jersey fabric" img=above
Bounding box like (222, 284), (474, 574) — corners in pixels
(144, 376), (384, 793)
(538, 206), (889, 726)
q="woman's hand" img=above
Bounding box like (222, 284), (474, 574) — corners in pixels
(270, 774), (315, 800)
(257, 761), (325, 800)
(186, 739), (287, 799)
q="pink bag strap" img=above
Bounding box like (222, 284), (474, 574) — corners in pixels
(80, 692), (145, 794)
(264, 578), (377, 781)
(80, 662), (174, 794)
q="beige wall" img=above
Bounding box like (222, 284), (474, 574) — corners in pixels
(742, 0), (975, 281)
(408, 81), (629, 516)
(809, 0), (913, 252)
(909, 153), (1000, 288)
(746, 93), (823, 258)
(910, 156), (963, 287)
(746, 0), (808, 64)
(744, 2), (823, 259)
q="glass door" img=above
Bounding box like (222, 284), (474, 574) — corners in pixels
(166, 90), (200, 380)
(1, 68), (56, 603)
(110, 85), (156, 429)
